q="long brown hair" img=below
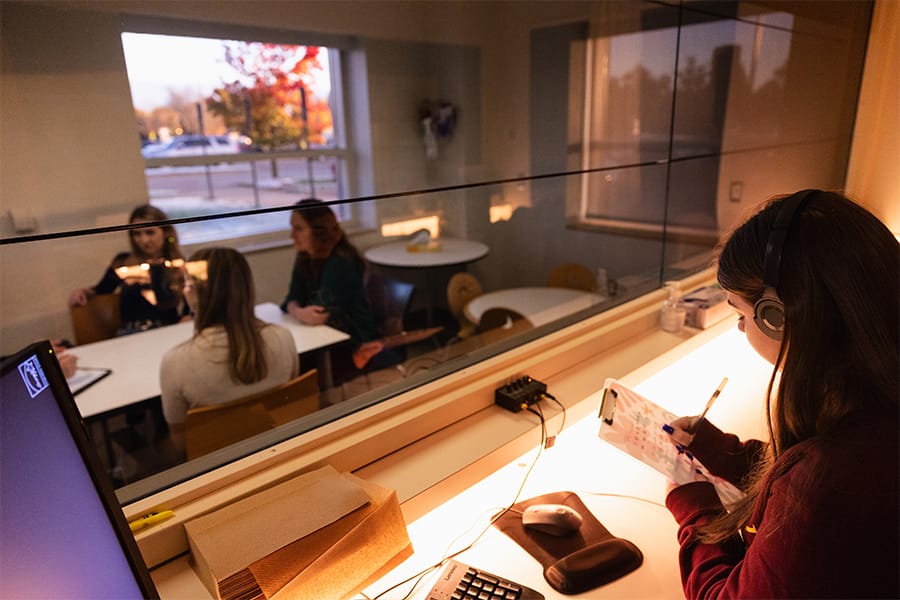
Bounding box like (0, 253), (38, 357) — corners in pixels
(128, 204), (183, 260)
(190, 247), (268, 384)
(702, 190), (899, 542)
(291, 198), (365, 270)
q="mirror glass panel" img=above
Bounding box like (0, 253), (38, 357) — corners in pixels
(0, 0), (871, 503)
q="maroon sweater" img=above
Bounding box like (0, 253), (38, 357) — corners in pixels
(665, 418), (899, 599)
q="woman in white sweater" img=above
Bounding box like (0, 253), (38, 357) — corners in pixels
(161, 247), (299, 453)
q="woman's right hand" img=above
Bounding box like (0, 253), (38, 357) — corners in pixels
(69, 288), (91, 307)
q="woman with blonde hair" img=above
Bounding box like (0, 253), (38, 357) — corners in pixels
(161, 247), (298, 453)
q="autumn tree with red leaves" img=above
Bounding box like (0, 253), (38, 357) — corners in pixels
(205, 42), (333, 150)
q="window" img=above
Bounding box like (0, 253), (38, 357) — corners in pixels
(121, 32), (351, 245)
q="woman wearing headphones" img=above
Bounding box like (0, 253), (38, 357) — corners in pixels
(664, 190), (898, 598)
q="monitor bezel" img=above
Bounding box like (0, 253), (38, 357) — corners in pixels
(0, 340), (160, 599)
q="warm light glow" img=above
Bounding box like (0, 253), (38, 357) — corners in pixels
(489, 204), (514, 223)
(380, 215), (440, 238)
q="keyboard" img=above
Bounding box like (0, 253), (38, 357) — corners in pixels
(425, 559), (544, 600)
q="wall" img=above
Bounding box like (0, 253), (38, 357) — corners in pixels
(1, 4), (152, 351)
(846, 0), (900, 232)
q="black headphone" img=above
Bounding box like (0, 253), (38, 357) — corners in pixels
(753, 189), (816, 340)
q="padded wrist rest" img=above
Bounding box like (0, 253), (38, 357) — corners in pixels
(493, 491), (643, 595)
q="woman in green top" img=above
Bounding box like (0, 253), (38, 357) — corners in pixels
(282, 198), (384, 375)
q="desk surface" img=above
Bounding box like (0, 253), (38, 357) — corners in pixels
(465, 287), (606, 327)
(365, 238), (489, 268)
(70, 302), (349, 419)
(358, 325), (770, 599)
(150, 323), (771, 599)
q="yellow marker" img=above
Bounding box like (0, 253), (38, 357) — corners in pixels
(129, 510), (174, 532)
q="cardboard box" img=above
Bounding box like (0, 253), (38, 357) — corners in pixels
(185, 465), (413, 600)
(682, 285), (731, 329)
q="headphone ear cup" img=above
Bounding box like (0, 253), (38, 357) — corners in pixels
(753, 290), (785, 340)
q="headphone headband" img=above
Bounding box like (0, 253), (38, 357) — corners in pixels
(762, 189), (815, 289)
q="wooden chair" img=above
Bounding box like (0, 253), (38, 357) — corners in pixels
(547, 263), (597, 292)
(477, 308), (533, 344)
(70, 293), (121, 345)
(184, 370), (320, 459)
(184, 396), (273, 460)
(259, 368), (319, 426)
(365, 271), (415, 338)
(446, 272), (483, 340)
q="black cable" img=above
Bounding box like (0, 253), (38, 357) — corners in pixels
(365, 407), (548, 600)
(541, 391), (566, 441)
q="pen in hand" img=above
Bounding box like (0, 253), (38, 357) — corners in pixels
(688, 377), (728, 435)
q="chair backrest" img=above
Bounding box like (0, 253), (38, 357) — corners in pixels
(547, 262), (596, 292)
(184, 395), (274, 460)
(259, 368), (319, 426)
(184, 370), (320, 459)
(70, 293), (121, 345)
(365, 271), (415, 337)
(446, 272), (483, 339)
(477, 308), (533, 344)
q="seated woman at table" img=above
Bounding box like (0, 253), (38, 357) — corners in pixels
(69, 204), (189, 334)
(281, 198), (388, 379)
(161, 247), (299, 453)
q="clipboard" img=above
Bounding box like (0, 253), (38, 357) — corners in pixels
(597, 378), (744, 506)
(66, 367), (112, 396)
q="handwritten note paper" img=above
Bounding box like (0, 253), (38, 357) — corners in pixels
(597, 378), (744, 507)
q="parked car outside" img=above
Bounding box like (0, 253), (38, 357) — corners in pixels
(141, 134), (252, 159)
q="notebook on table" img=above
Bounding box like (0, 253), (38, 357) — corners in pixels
(0, 340), (158, 599)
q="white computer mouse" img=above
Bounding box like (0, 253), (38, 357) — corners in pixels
(521, 503), (583, 536)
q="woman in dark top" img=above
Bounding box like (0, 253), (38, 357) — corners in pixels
(69, 204), (187, 333)
(282, 198), (384, 375)
(664, 190), (899, 598)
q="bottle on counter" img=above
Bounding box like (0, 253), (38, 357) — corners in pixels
(595, 267), (609, 298)
(660, 281), (686, 333)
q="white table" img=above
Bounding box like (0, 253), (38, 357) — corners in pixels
(71, 302), (349, 419)
(464, 287), (606, 328)
(365, 238), (489, 326)
(364, 238), (489, 268)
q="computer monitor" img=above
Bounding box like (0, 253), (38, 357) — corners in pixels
(0, 340), (159, 599)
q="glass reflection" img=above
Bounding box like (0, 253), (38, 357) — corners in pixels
(50, 173), (658, 497)
(0, 0), (872, 504)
